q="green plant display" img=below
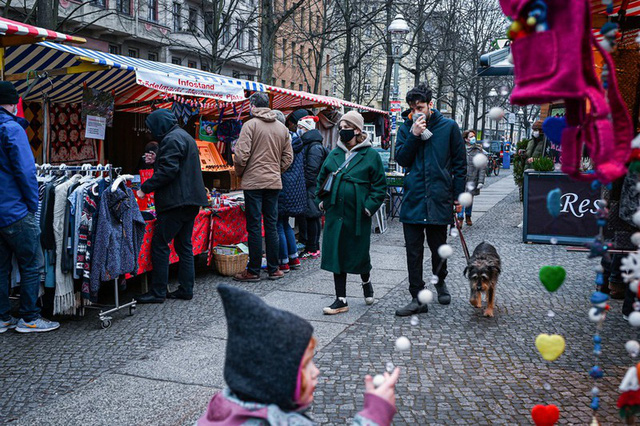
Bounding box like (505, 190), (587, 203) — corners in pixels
(532, 157), (555, 172)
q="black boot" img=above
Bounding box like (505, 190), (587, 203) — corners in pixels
(167, 288), (193, 300)
(136, 292), (165, 304)
(362, 280), (374, 305)
(395, 298), (428, 317)
(435, 281), (451, 305)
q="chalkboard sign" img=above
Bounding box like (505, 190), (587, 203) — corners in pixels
(523, 171), (602, 245)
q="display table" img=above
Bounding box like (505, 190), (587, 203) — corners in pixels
(207, 204), (249, 266)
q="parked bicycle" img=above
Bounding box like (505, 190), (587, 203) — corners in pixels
(487, 154), (501, 176)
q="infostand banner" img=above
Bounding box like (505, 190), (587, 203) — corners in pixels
(523, 171), (602, 245)
(135, 69), (246, 102)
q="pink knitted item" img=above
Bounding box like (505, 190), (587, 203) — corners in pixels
(500, 0), (632, 183)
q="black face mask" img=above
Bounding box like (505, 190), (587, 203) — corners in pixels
(339, 129), (356, 143)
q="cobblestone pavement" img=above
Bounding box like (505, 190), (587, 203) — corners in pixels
(3, 170), (633, 425)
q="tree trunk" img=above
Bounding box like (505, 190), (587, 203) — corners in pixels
(381, 1), (393, 112)
(36, 0), (58, 29)
(342, 21), (353, 101)
(259, 0), (275, 83)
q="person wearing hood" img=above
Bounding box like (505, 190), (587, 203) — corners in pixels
(0, 81), (60, 334)
(136, 109), (209, 304)
(316, 111), (387, 315)
(317, 108), (342, 150)
(299, 116), (327, 260)
(526, 121), (546, 162)
(197, 284), (399, 426)
(462, 130), (485, 226)
(394, 83), (467, 317)
(274, 110), (306, 273)
(233, 93), (293, 282)
(285, 108), (310, 133)
(286, 108), (311, 250)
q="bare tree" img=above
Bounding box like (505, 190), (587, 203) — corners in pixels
(4, 0), (114, 33)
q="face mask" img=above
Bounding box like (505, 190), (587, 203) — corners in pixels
(469, 137), (476, 145)
(297, 128), (305, 137)
(533, 131), (540, 138)
(339, 129), (356, 143)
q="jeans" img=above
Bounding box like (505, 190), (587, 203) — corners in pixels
(277, 216), (298, 264)
(296, 216), (307, 246)
(305, 217), (322, 252)
(244, 189), (280, 275)
(403, 223), (449, 298)
(334, 272), (370, 298)
(464, 199), (473, 217)
(0, 213), (44, 322)
(150, 205), (199, 298)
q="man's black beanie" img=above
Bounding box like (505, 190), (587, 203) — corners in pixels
(217, 284), (314, 409)
(0, 81), (19, 105)
(286, 109), (310, 126)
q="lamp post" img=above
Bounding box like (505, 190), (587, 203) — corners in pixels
(387, 14), (409, 172)
(488, 88), (499, 140)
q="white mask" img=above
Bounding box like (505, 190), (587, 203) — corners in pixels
(533, 131), (540, 138)
(469, 137), (476, 144)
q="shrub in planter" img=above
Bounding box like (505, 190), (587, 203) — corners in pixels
(532, 157), (555, 172)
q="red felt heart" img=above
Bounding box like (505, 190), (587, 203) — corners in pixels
(531, 404), (560, 426)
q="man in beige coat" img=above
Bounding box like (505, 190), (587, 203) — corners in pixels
(233, 92), (293, 281)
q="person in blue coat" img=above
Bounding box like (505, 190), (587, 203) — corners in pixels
(0, 81), (59, 333)
(274, 110), (306, 272)
(394, 83), (467, 317)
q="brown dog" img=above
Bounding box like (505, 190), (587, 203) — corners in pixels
(463, 242), (502, 317)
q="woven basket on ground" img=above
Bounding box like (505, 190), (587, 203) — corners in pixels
(213, 252), (248, 276)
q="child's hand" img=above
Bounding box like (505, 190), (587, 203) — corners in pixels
(364, 367), (400, 407)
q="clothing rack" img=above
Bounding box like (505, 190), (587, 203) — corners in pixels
(35, 163), (136, 329)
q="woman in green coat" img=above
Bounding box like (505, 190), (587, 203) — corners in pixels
(316, 111), (387, 315)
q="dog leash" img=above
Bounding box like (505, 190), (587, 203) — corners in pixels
(454, 210), (471, 262)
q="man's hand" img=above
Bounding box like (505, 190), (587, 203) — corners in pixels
(144, 151), (157, 165)
(477, 183), (484, 189)
(364, 367), (400, 408)
(411, 115), (427, 137)
(454, 201), (462, 214)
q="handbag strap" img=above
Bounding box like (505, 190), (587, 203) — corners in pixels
(335, 151), (358, 174)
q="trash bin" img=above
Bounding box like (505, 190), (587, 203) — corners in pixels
(503, 152), (511, 169)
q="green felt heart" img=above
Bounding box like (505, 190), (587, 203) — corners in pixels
(539, 266), (566, 292)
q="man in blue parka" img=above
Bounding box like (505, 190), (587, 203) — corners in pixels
(0, 81), (59, 333)
(394, 84), (467, 317)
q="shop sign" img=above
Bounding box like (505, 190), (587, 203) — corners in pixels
(523, 171), (601, 245)
(390, 100), (402, 113)
(135, 69), (246, 102)
(85, 115), (107, 140)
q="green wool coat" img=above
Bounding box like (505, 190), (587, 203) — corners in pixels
(316, 140), (387, 274)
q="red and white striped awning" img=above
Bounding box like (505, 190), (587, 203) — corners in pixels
(0, 17), (86, 46)
(267, 85), (342, 108)
(340, 100), (387, 115)
(591, 0), (640, 16)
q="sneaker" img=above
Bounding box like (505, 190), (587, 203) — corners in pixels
(0, 316), (18, 334)
(289, 258), (301, 270)
(279, 264), (291, 274)
(323, 298), (349, 315)
(395, 298), (428, 317)
(296, 243), (306, 253)
(15, 317), (60, 333)
(301, 250), (320, 260)
(269, 270), (285, 280)
(362, 281), (374, 305)
(465, 216), (473, 226)
(233, 270), (261, 282)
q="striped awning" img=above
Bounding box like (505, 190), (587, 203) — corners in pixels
(0, 17), (86, 46)
(4, 41), (265, 103)
(591, 0), (640, 16)
(267, 85), (388, 115)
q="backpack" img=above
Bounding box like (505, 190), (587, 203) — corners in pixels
(501, 0), (632, 184)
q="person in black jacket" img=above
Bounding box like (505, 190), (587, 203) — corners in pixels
(299, 116), (327, 259)
(136, 109), (209, 304)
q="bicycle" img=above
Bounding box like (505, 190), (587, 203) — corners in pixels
(487, 154), (501, 176)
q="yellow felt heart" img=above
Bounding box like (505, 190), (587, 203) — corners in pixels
(535, 334), (565, 362)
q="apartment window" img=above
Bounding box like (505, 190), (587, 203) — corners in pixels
(326, 54), (330, 76)
(236, 20), (245, 49)
(147, 0), (158, 21)
(272, 78), (276, 85)
(128, 48), (138, 58)
(364, 82), (371, 96)
(109, 44), (120, 55)
(307, 84), (311, 92)
(281, 39), (286, 62)
(172, 57), (182, 65)
(299, 84), (303, 91)
(308, 11), (312, 32)
(316, 14), (320, 31)
(222, 15), (231, 44)
(232, 71), (240, 79)
(188, 8), (197, 32)
(290, 42), (295, 65)
(188, 60), (197, 68)
(173, 2), (182, 32)
(308, 48), (312, 62)
(201, 63), (210, 72)
(92, 0), (106, 8)
(281, 79), (285, 88)
(248, 30), (255, 50)
(325, 90), (329, 96)
(284, 0), (288, 11)
(290, 82), (295, 90)
(204, 11), (213, 38)
(148, 52), (158, 61)
(117, 0), (131, 15)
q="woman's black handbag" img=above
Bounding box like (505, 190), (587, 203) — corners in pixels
(317, 151), (357, 198)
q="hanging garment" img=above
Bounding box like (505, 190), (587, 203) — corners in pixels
(77, 178), (106, 300)
(53, 175), (81, 315)
(90, 185), (145, 302)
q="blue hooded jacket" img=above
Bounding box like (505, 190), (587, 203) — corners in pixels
(278, 132), (306, 217)
(0, 107), (38, 228)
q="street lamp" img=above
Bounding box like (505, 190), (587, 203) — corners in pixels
(387, 14), (409, 172)
(488, 88), (499, 140)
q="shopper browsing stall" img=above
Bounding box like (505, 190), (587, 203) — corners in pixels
(136, 109), (208, 304)
(232, 93), (293, 282)
(0, 81), (59, 333)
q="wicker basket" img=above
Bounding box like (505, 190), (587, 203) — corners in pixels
(213, 252), (248, 276)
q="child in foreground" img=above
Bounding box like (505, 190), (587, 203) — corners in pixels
(197, 284), (400, 425)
